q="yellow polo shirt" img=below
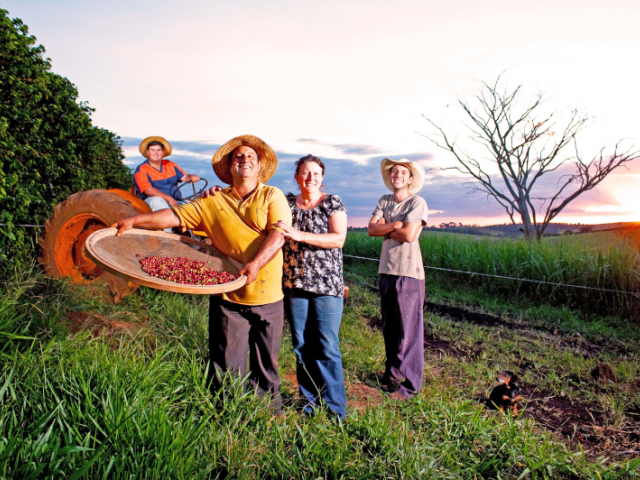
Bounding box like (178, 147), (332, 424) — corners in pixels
(171, 183), (292, 306)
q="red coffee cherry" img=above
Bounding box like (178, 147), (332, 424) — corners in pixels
(139, 256), (239, 285)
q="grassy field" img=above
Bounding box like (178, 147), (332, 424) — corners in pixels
(1, 231), (639, 478)
(544, 231), (621, 248)
(344, 230), (640, 317)
(546, 229), (640, 252)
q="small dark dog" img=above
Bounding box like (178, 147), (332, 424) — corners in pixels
(488, 370), (522, 414)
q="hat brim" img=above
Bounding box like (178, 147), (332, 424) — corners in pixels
(380, 158), (425, 195)
(211, 135), (278, 185)
(139, 136), (172, 158)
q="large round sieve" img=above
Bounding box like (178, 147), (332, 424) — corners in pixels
(84, 228), (247, 294)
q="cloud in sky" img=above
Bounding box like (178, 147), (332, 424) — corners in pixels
(6, 0), (639, 153)
(297, 139), (386, 156)
(6, 0), (639, 225)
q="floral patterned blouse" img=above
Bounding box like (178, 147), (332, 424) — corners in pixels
(282, 193), (347, 297)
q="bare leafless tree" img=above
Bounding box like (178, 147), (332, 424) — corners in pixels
(422, 76), (639, 240)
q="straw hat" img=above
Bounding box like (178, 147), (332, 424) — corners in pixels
(211, 135), (278, 185)
(380, 158), (425, 194)
(139, 136), (172, 158)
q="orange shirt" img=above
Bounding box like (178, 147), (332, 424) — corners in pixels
(133, 160), (186, 199)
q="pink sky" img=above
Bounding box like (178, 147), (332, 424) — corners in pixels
(5, 0), (640, 226)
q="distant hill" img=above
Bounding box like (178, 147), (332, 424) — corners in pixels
(346, 222), (640, 238)
(423, 221), (640, 238)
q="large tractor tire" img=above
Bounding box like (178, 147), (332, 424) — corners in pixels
(108, 189), (152, 215)
(38, 190), (141, 303)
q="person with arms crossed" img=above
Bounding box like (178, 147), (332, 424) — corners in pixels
(115, 135), (291, 415)
(367, 158), (428, 400)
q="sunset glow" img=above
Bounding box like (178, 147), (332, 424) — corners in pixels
(5, 0), (640, 227)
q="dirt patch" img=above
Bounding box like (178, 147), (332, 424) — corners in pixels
(281, 373), (299, 391)
(367, 314), (383, 330)
(347, 382), (385, 411)
(368, 301), (510, 347)
(368, 315), (482, 360)
(425, 302), (519, 329)
(424, 302), (632, 358)
(591, 363), (617, 384)
(519, 385), (600, 450)
(621, 377), (640, 394)
(557, 337), (604, 358)
(281, 375), (385, 413)
(507, 384), (640, 457)
(423, 334), (481, 360)
(65, 311), (150, 340)
(280, 373), (307, 410)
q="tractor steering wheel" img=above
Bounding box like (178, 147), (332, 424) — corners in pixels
(174, 179), (209, 201)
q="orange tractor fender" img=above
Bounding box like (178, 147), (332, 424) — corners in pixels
(38, 189), (151, 302)
(39, 188), (207, 302)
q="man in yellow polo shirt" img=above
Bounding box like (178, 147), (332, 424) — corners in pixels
(114, 135), (291, 415)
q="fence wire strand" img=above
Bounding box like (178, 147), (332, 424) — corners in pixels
(5, 224), (638, 297)
(343, 254), (639, 297)
(0, 224), (44, 228)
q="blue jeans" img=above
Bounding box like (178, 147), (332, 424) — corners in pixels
(284, 289), (347, 419)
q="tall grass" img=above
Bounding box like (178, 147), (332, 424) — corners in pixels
(344, 231), (640, 315)
(2, 272), (639, 478)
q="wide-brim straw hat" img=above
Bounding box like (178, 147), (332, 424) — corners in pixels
(380, 158), (425, 194)
(211, 135), (278, 185)
(139, 136), (172, 158)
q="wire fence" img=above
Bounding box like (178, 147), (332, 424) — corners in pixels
(5, 224), (638, 297)
(0, 224), (44, 228)
(343, 254), (640, 297)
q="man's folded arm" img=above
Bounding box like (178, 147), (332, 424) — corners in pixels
(368, 215), (402, 237)
(388, 221), (424, 243)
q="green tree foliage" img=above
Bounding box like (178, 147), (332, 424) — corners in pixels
(0, 9), (132, 270)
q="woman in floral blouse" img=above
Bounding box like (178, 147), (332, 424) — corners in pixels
(275, 155), (348, 419)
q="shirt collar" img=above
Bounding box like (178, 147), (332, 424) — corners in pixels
(145, 159), (164, 173)
(228, 182), (264, 203)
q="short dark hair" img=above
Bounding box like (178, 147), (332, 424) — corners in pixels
(147, 140), (164, 151)
(294, 155), (325, 176)
(229, 146), (260, 162)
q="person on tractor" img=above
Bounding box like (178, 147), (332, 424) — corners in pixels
(134, 136), (200, 232)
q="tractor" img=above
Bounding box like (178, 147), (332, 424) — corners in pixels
(37, 181), (208, 302)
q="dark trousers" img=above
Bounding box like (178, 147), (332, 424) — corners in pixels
(209, 296), (284, 413)
(379, 274), (425, 398)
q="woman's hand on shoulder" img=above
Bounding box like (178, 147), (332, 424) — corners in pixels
(275, 220), (305, 242)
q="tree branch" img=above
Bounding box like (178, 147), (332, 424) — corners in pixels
(420, 77), (638, 239)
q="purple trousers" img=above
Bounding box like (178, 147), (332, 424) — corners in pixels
(379, 274), (425, 398)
